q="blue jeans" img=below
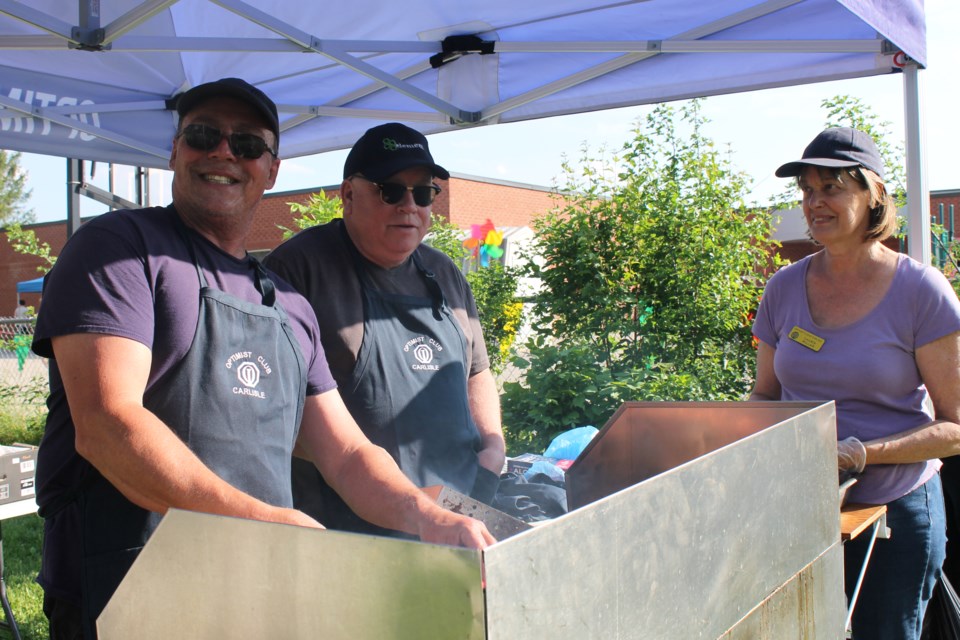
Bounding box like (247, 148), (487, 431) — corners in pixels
(845, 472), (946, 640)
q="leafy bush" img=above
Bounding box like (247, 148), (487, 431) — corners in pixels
(503, 100), (779, 451)
(0, 376), (47, 445)
(465, 264), (523, 374)
(278, 190), (343, 240)
(423, 213), (469, 263)
(502, 335), (752, 454)
(0, 381), (47, 639)
(502, 336), (623, 453)
(5, 222), (55, 271)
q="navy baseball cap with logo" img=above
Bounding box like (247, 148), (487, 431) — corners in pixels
(343, 123), (449, 181)
(775, 127), (885, 180)
(175, 78), (280, 141)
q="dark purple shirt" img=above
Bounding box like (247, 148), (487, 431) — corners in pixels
(32, 205), (336, 602)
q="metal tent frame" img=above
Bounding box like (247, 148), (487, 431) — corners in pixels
(0, 0), (931, 261)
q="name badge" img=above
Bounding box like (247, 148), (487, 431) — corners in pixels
(788, 326), (824, 352)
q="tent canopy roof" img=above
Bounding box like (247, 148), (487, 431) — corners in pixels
(16, 277), (43, 294)
(0, 0), (925, 169)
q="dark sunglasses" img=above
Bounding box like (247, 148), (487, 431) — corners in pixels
(354, 175), (441, 207)
(178, 123), (277, 160)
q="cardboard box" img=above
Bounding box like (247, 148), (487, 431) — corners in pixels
(0, 443), (37, 505)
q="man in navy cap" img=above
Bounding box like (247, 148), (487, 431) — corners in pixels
(33, 84), (493, 639)
(266, 123), (505, 537)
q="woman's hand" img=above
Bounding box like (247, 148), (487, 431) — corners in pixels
(838, 436), (867, 473)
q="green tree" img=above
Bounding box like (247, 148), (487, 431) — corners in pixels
(0, 151), (33, 225)
(771, 95), (906, 211)
(5, 222), (56, 272)
(821, 95), (906, 206)
(944, 240), (960, 299)
(278, 190), (342, 240)
(502, 100), (780, 453)
(465, 264), (523, 375)
(423, 213), (469, 263)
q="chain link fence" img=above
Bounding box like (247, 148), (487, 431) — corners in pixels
(0, 317), (44, 386)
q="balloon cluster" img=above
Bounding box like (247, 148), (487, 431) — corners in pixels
(463, 219), (504, 267)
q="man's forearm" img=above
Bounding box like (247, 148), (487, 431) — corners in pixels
(324, 440), (438, 534)
(469, 370), (505, 473)
(75, 403), (313, 525)
(299, 391), (494, 547)
(56, 333), (317, 529)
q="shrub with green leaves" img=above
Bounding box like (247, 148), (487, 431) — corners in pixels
(278, 190), (343, 240)
(503, 100), (780, 452)
(465, 264), (522, 374)
(0, 376), (47, 445)
(423, 213), (469, 263)
(770, 94), (907, 213)
(5, 222), (55, 271)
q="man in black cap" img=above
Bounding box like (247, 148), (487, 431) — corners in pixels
(266, 123), (505, 537)
(33, 85), (492, 639)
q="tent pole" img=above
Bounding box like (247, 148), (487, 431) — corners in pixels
(903, 62), (930, 265)
(66, 158), (82, 239)
(108, 163), (115, 212)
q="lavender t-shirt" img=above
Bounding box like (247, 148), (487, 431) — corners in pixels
(753, 253), (960, 504)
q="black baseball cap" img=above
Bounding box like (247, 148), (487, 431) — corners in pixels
(775, 127), (884, 180)
(175, 78), (280, 141)
(343, 123), (449, 181)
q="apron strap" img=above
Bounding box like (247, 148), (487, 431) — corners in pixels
(410, 251), (447, 321)
(172, 210), (276, 307)
(250, 257), (277, 308)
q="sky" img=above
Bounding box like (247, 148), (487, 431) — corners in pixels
(15, 0), (960, 224)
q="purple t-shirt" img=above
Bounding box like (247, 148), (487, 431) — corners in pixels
(753, 253), (960, 504)
(32, 206), (337, 604)
(33, 205), (336, 511)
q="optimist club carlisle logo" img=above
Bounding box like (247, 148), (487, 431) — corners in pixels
(224, 350), (272, 400)
(403, 336), (442, 372)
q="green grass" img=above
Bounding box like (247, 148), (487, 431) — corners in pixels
(0, 378), (48, 640)
(0, 515), (45, 640)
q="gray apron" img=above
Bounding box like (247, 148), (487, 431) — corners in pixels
(292, 231), (481, 537)
(76, 226), (307, 635)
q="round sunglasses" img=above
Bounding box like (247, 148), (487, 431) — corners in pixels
(352, 175), (441, 207)
(177, 123), (277, 160)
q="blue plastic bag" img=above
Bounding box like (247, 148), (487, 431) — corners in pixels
(543, 425), (598, 460)
(523, 459), (566, 484)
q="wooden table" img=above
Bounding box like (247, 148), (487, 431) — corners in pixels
(840, 503), (889, 634)
(841, 503), (888, 541)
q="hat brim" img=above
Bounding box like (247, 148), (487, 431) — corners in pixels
(775, 158), (862, 178)
(177, 84), (279, 139)
(363, 158), (450, 182)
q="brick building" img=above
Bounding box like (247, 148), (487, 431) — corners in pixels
(1, 173), (558, 314)
(932, 188), (960, 231)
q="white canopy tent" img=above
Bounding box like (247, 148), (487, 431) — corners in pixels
(0, 0), (931, 261)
